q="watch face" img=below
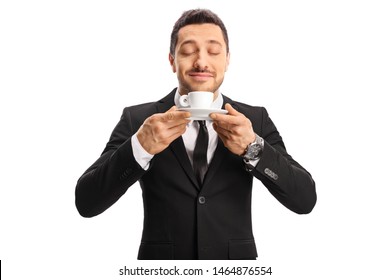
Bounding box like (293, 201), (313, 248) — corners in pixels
(247, 144), (261, 159)
(242, 135), (264, 161)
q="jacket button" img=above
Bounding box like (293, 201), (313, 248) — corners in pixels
(265, 168), (278, 180)
(198, 196), (206, 204)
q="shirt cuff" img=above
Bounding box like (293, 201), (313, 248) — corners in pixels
(247, 158), (261, 168)
(131, 134), (154, 170)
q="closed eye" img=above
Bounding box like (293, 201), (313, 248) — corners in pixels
(208, 46), (222, 55)
(209, 51), (221, 55)
(181, 51), (196, 56)
(180, 47), (197, 56)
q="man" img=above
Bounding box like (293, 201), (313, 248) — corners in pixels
(75, 9), (316, 260)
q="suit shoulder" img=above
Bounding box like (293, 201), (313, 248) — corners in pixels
(122, 101), (156, 121)
(123, 101), (155, 114)
(226, 98), (272, 132)
(122, 88), (176, 116)
(233, 100), (265, 112)
(230, 99), (268, 118)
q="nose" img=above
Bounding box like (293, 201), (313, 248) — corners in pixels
(193, 51), (208, 71)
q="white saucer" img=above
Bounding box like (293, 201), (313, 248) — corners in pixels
(178, 108), (228, 120)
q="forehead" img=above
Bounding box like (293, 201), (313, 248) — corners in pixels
(177, 23), (225, 47)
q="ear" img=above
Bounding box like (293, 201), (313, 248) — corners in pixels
(225, 52), (230, 72)
(169, 53), (176, 73)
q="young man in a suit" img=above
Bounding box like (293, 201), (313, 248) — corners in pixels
(75, 9), (316, 260)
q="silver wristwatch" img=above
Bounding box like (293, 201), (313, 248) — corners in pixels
(242, 134), (264, 161)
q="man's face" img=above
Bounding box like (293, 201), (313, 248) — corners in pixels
(169, 23), (230, 97)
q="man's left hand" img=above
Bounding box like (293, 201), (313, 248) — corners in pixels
(210, 103), (256, 156)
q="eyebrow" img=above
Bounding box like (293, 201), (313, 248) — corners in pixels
(179, 39), (223, 48)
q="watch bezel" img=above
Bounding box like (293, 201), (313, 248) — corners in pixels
(242, 134), (264, 161)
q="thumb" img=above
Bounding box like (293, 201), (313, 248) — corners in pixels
(225, 103), (241, 116)
(167, 105), (177, 112)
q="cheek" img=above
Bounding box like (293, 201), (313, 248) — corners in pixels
(177, 62), (191, 76)
(212, 57), (228, 71)
(216, 64), (228, 75)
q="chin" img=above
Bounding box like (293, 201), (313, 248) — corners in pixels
(189, 85), (218, 93)
(180, 79), (221, 94)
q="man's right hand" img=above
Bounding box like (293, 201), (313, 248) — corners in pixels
(136, 106), (191, 155)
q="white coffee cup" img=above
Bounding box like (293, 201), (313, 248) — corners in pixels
(179, 91), (214, 108)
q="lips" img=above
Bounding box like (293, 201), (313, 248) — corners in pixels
(188, 72), (214, 81)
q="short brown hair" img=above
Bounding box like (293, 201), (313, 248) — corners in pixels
(170, 9), (229, 56)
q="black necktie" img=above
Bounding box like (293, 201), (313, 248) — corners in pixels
(193, 121), (209, 185)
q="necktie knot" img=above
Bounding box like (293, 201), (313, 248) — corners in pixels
(198, 120), (206, 130)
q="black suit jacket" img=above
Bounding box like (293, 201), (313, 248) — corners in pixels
(75, 88), (316, 260)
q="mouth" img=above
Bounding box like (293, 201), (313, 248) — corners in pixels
(188, 72), (214, 82)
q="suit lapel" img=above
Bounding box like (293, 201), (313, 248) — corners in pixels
(202, 138), (227, 188)
(156, 88), (201, 190)
(170, 137), (201, 190)
(155, 88), (176, 113)
(202, 95), (237, 189)
(221, 94), (235, 109)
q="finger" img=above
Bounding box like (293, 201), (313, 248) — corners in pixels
(167, 105), (177, 112)
(163, 106), (176, 121)
(165, 123), (188, 141)
(210, 108), (241, 125)
(212, 117), (238, 133)
(214, 126), (229, 144)
(224, 103), (242, 116)
(210, 113), (237, 124)
(213, 122), (230, 134)
(161, 118), (190, 132)
(161, 110), (191, 122)
(164, 105), (178, 120)
(213, 122), (232, 139)
(168, 119), (191, 130)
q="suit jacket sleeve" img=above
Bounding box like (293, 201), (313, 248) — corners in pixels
(249, 107), (317, 214)
(75, 107), (146, 217)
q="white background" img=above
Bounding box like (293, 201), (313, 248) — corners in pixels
(1, 0), (389, 279)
